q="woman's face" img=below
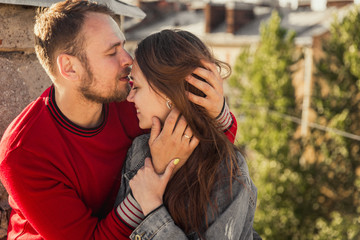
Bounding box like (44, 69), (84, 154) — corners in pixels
(127, 61), (171, 129)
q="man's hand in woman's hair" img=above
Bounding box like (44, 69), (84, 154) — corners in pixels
(185, 60), (224, 119)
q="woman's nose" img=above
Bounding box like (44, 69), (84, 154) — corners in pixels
(127, 89), (134, 102)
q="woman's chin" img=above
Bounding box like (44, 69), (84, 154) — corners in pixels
(139, 122), (151, 130)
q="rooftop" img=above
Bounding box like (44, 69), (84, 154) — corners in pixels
(125, 3), (354, 46)
(0, 0), (146, 19)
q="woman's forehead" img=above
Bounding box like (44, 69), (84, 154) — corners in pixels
(131, 61), (144, 82)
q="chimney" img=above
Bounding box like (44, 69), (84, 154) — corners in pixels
(226, 2), (254, 34)
(311, 0), (327, 11)
(205, 3), (226, 33)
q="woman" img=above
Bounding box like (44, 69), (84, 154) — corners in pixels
(116, 29), (259, 240)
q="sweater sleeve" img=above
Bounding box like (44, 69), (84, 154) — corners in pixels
(0, 148), (142, 240)
(216, 100), (237, 143)
(224, 111), (237, 143)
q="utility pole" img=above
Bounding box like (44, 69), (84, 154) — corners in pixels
(301, 47), (313, 137)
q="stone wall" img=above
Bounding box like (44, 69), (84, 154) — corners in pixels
(0, 4), (51, 137)
(0, 4), (51, 238)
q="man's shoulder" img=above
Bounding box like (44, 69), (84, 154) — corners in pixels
(0, 90), (52, 158)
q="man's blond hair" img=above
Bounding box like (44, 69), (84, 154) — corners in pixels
(34, 0), (114, 79)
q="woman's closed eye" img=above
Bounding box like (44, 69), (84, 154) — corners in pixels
(129, 76), (138, 90)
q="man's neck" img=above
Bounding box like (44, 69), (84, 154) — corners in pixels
(54, 86), (104, 128)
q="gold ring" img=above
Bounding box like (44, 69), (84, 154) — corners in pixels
(184, 134), (191, 139)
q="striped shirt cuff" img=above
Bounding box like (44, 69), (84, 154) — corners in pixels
(216, 101), (232, 131)
(116, 193), (144, 229)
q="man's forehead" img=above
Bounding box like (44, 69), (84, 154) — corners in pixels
(82, 12), (126, 45)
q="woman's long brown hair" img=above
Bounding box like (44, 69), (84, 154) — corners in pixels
(135, 29), (240, 238)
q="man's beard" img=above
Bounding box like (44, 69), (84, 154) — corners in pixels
(79, 66), (131, 104)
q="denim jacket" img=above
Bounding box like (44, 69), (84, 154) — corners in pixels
(115, 134), (261, 240)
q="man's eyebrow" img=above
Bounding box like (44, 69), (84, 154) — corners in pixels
(105, 40), (125, 52)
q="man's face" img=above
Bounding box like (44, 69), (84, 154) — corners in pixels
(78, 12), (133, 103)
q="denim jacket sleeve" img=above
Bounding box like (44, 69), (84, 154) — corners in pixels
(114, 134), (151, 206)
(119, 135), (259, 240)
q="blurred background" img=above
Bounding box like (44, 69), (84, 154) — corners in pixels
(0, 0), (359, 239)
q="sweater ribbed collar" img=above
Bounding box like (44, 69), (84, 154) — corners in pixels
(46, 85), (109, 137)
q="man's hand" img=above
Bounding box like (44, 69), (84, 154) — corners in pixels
(149, 108), (199, 174)
(186, 60), (225, 119)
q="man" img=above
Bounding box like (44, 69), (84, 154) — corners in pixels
(0, 1), (237, 239)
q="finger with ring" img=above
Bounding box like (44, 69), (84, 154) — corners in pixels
(183, 126), (193, 140)
(183, 134), (191, 139)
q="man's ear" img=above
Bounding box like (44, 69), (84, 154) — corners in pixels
(57, 54), (81, 81)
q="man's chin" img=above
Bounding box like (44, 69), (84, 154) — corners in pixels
(81, 85), (130, 104)
(101, 91), (129, 103)
(82, 92), (128, 104)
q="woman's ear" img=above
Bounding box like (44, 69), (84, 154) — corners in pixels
(56, 54), (81, 81)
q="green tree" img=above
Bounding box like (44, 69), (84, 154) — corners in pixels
(229, 7), (360, 240)
(307, 5), (360, 239)
(229, 10), (305, 239)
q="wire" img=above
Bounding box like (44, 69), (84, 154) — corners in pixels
(234, 101), (360, 141)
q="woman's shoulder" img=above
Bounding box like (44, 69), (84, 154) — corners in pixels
(215, 150), (257, 207)
(131, 133), (151, 148)
(218, 150), (249, 181)
(125, 133), (151, 172)
(205, 150), (257, 232)
(234, 151), (253, 188)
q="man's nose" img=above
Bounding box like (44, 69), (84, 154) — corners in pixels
(119, 49), (133, 67)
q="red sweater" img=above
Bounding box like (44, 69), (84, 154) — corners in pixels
(0, 86), (237, 239)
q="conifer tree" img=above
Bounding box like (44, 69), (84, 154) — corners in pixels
(229, 7), (360, 239)
(229, 11), (303, 239)
(306, 5), (360, 239)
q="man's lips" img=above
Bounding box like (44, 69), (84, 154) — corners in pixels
(119, 76), (130, 82)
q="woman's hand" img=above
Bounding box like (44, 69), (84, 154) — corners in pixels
(186, 60), (225, 119)
(129, 157), (179, 216)
(149, 108), (199, 174)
